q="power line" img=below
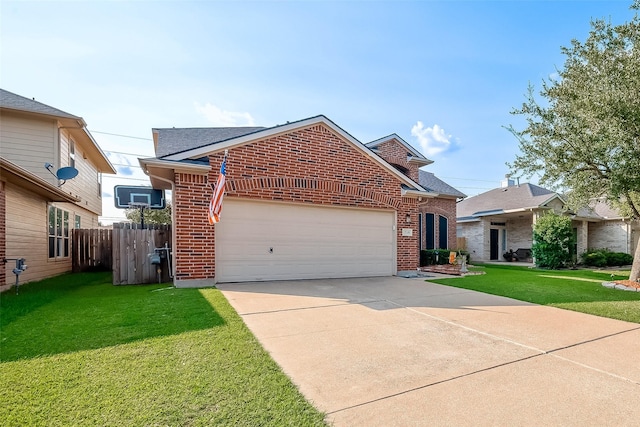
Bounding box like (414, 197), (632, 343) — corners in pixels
(105, 149), (151, 157)
(102, 175), (150, 182)
(110, 162), (143, 168)
(439, 176), (499, 183)
(90, 130), (152, 141)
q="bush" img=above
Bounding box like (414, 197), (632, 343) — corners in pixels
(420, 249), (470, 266)
(582, 249), (633, 267)
(582, 251), (607, 267)
(532, 212), (575, 269)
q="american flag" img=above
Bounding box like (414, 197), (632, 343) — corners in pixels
(208, 154), (227, 224)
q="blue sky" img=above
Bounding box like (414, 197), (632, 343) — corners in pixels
(1, 0), (636, 223)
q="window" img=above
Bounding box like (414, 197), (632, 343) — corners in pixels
(425, 213), (435, 250)
(75, 215), (81, 229)
(69, 140), (76, 168)
(98, 172), (102, 198)
(48, 206), (70, 258)
(438, 215), (448, 249)
(418, 213), (423, 251)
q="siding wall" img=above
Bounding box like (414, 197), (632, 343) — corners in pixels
(3, 183), (71, 289)
(173, 123), (419, 283)
(0, 112), (58, 185)
(59, 130), (103, 215)
(0, 181), (5, 288)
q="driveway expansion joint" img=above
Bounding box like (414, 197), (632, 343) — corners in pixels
(241, 299), (383, 316)
(327, 353), (546, 416)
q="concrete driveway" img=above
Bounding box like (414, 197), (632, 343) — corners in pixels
(217, 276), (640, 426)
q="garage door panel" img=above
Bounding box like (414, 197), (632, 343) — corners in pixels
(215, 200), (396, 282)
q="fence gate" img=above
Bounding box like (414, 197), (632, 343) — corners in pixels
(112, 223), (172, 285)
(72, 228), (113, 273)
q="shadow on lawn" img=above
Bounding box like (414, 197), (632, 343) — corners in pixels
(0, 272), (225, 362)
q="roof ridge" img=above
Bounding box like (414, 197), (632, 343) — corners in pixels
(0, 88), (80, 119)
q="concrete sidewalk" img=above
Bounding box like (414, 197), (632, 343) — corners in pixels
(217, 276), (640, 426)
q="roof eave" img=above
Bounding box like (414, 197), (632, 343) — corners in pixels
(402, 188), (439, 199)
(408, 156), (433, 166)
(0, 157), (80, 203)
(139, 157), (211, 189)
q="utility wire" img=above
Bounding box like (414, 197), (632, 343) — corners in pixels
(105, 149), (151, 157)
(90, 130), (152, 141)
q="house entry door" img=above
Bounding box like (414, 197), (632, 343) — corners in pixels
(490, 229), (499, 260)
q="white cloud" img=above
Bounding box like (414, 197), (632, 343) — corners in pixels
(194, 102), (255, 127)
(411, 121), (453, 157)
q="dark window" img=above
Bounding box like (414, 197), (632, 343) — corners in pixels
(425, 213), (435, 250)
(438, 216), (448, 249)
(418, 213), (423, 251)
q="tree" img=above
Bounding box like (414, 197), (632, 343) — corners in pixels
(532, 212), (575, 269)
(125, 203), (172, 225)
(507, 1), (640, 280)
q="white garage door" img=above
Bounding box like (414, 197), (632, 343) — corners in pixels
(215, 199), (396, 282)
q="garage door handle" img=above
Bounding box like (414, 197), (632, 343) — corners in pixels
(269, 247), (273, 253)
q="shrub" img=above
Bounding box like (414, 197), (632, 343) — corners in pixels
(582, 251), (607, 267)
(582, 249), (633, 267)
(532, 212), (575, 269)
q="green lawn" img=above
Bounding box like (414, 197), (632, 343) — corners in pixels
(0, 273), (327, 426)
(429, 264), (640, 323)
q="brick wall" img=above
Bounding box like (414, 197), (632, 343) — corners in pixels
(173, 172), (216, 281)
(588, 220), (631, 253)
(459, 221), (485, 261)
(0, 181), (5, 288)
(373, 139), (460, 253)
(418, 197), (458, 249)
(507, 217), (533, 251)
(372, 139), (420, 183)
(173, 123), (419, 282)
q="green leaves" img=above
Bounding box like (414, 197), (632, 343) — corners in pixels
(507, 4), (640, 219)
(532, 212), (575, 269)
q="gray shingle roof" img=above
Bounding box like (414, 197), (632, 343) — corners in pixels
(419, 170), (466, 198)
(0, 89), (80, 119)
(154, 127), (266, 157)
(456, 183), (558, 218)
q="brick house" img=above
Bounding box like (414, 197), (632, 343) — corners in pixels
(457, 177), (639, 263)
(139, 115), (464, 287)
(365, 135), (466, 252)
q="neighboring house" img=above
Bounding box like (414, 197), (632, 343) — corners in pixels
(0, 89), (116, 290)
(457, 177), (639, 263)
(139, 115), (464, 287)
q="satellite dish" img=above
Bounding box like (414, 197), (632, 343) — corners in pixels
(44, 163), (79, 187)
(56, 166), (79, 180)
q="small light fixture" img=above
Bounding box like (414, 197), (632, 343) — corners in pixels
(405, 213), (411, 223)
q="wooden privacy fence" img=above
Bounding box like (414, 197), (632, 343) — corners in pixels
(72, 228), (113, 273)
(112, 223), (172, 285)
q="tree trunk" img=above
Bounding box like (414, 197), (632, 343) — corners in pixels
(630, 239), (640, 282)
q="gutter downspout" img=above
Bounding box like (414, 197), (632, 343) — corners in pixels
(142, 169), (177, 287)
